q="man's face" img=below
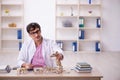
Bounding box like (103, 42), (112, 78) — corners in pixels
(29, 28), (42, 41)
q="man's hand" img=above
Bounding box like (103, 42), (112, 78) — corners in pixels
(57, 53), (64, 61)
(21, 63), (33, 69)
(51, 51), (64, 61)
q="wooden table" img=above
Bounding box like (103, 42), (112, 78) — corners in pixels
(0, 68), (103, 80)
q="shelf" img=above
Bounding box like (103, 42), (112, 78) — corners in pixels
(79, 27), (101, 30)
(56, 4), (79, 17)
(80, 0), (101, 5)
(1, 15), (22, 18)
(79, 39), (100, 42)
(1, 39), (22, 42)
(62, 51), (78, 54)
(79, 15), (101, 18)
(55, 0), (102, 53)
(0, 0), (24, 52)
(56, 4), (78, 6)
(78, 51), (101, 53)
(56, 27), (78, 30)
(56, 0), (79, 5)
(80, 4), (101, 6)
(1, 0), (23, 5)
(56, 30), (78, 40)
(2, 27), (23, 30)
(1, 48), (20, 53)
(56, 39), (77, 41)
(1, 27), (23, 30)
(1, 3), (22, 6)
(56, 16), (78, 18)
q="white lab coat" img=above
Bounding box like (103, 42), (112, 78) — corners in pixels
(17, 38), (63, 68)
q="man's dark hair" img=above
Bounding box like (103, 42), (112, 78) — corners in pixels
(26, 22), (41, 33)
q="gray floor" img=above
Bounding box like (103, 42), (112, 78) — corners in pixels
(0, 52), (120, 80)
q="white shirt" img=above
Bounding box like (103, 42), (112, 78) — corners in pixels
(17, 38), (63, 68)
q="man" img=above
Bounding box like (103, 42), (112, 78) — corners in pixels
(17, 22), (63, 69)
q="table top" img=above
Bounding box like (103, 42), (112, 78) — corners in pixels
(0, 68), (103, 78)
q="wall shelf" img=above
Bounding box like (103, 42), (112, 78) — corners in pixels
(55, 0), (102, 53)
(0, 0), (24, 53)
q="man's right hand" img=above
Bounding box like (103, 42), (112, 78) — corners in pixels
(22, 63), (33, 69)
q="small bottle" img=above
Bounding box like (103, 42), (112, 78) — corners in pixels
(79, 17), (84, 27)
(96, 18), (101, 28)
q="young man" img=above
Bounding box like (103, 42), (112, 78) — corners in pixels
(17, 22), (63, 69)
